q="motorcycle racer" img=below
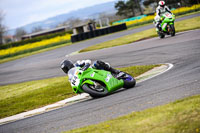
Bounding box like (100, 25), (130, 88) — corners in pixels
(61, 59), (136, 97)
(154, 1), (172, 31)
(61, 59), (120, 75)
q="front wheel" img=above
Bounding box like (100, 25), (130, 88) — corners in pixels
(169, 24), (175, 36)
(82, 81), (108, 98)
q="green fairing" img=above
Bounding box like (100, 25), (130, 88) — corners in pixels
(161, 14), (175, 32)
(81, 68), (124, 92)
(82, 80), (94, 86)
(71, 67), (124, 94)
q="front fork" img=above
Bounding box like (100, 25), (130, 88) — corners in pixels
(168, 23), (174, 32)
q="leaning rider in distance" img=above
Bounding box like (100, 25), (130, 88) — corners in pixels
(154, 1), (172, 31)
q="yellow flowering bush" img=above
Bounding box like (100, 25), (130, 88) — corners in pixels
(120, 4), (200, 27)
(0, 34), (71, 57)
(172, 4), (200, 15)
(125, 15), (154, 26)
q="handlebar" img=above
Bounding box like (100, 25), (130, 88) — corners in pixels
(81, 63), (90, 71)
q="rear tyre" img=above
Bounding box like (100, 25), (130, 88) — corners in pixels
(123, 76), (136, 89)
(82, 82), (108, 98)
(117, 72), (136, 89)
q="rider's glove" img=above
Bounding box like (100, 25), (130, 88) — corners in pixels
(81, 63), (90, 71)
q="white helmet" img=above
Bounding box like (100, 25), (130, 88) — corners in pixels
(159, 1), (165, 8)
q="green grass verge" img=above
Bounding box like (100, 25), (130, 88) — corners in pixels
(0, 64), (158, 119)
(64, 94), (200, 133)
(80, 16), (200, 53)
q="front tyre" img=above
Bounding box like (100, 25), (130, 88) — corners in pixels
(82, 82), (108, 98)
(169, 24), (175, 36)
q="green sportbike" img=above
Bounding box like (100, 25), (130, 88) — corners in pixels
(157, 12), (176, 38)
(68, 66), (136, 98)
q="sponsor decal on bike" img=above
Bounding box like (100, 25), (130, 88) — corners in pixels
(90, 72), (95, 77)
(71, 76), (80, 86)
(105, 74), (112, 82)
(165, 13), (172, 17)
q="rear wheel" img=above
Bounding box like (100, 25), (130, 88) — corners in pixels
(82, 81), (108, 98)
(117, 72), (136, 89)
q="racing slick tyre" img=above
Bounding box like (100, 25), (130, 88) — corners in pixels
(170, 24), (175, 36)
(82, 82), (109, 98)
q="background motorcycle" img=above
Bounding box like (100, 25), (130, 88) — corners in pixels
(157, 13), (176, 38)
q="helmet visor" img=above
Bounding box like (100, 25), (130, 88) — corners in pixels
(160, 4), (165, 7)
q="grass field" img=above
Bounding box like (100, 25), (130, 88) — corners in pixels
(0, 64), (159, 119)
(64, 94), (200, 133)
(80, 16), (200, 53)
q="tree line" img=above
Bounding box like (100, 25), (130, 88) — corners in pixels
(0, 10), (44, 45)
(115, 0), (200, 18)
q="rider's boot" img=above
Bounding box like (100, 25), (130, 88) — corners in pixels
(157, 25), (162, 32)
(109, 67), (121, 74)
(156, 22), (162, 32)
(159, 26), (162, 31)
(93, 60), (120, 74)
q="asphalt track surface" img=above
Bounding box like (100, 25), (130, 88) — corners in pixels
(0, 13), (199, 85)
(0, 15), (200, 133)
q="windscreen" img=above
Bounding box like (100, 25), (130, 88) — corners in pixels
(68, 67), (76, 81)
